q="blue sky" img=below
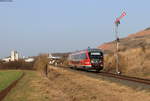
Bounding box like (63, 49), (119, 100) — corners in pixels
(0, 0), (150, 58)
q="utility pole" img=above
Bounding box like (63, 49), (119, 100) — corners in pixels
(114, 12), (126, 74)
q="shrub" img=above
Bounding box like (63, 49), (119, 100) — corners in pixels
(33, 54), (49, 72)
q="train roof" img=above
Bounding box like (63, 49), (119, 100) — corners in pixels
(86, 48), (103, 52)
(69, 48), (103, 55)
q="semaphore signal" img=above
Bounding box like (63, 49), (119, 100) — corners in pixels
(114, 12), (126, 74)
(115, 12), (126, 26)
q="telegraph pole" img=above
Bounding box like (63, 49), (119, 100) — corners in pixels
(114, 12), (126, 74)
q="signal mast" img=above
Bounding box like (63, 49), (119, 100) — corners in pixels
(114, 12), (126, 74)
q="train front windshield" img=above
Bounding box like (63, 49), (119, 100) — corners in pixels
(89, 52), (103, 59)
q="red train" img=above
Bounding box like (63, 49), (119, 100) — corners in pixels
(68, 48), (103, 72)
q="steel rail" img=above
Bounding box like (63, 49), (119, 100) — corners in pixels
(51, 65), (150, 85)
(98, 72), (150, 85)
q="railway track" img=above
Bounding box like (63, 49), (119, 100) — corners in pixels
(98, 72), (150, 85)
(53, 65), (150, 85)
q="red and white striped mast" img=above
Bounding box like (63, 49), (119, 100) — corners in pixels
(114, 12), (126, 74)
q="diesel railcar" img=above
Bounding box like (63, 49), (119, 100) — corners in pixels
(68, 48), (103, 72)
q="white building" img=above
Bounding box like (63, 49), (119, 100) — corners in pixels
(2, 57), (11, 62)
(25, 58), (34, 62)
(2, 50), (20, 62)
(48, 54), (60, 59)
(10, 50), (19, 61)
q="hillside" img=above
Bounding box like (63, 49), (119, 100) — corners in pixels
(98, 28), (150, 79)
(98, 28), (150, 52)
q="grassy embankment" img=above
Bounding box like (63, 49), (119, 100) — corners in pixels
(3, 55), (49, 101)
(0, 70), (23, 91)
(3, 70), (51, 101)
(3, 68), (150, 101)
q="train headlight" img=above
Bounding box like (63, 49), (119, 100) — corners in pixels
(91, 60), (94, 63)
(85, 62), (90, 64)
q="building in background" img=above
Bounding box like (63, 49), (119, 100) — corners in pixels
(2, 57), (11, 62)
(10, 50), (19, 61)
(2, 50), (20, 62)
(24, 57), (34, 62)
(48, 53), (60, 59)
(48, 53), (61, 66)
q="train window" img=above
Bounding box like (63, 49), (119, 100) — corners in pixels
(74, 54), (80, 60)
(70, 55), (75, 60)
(80, 53), (87, 59)
(91, 52), (101, 55)
(89, 52), (102, 59)
(70, 53), (88, 60)
(77, 54), (80, 60)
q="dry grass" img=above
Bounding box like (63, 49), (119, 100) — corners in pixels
(47, 66), (150, 101)
(99, 31), (150, 79)
(104, 47), (150, 78)
(3, 67), (150, 101)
